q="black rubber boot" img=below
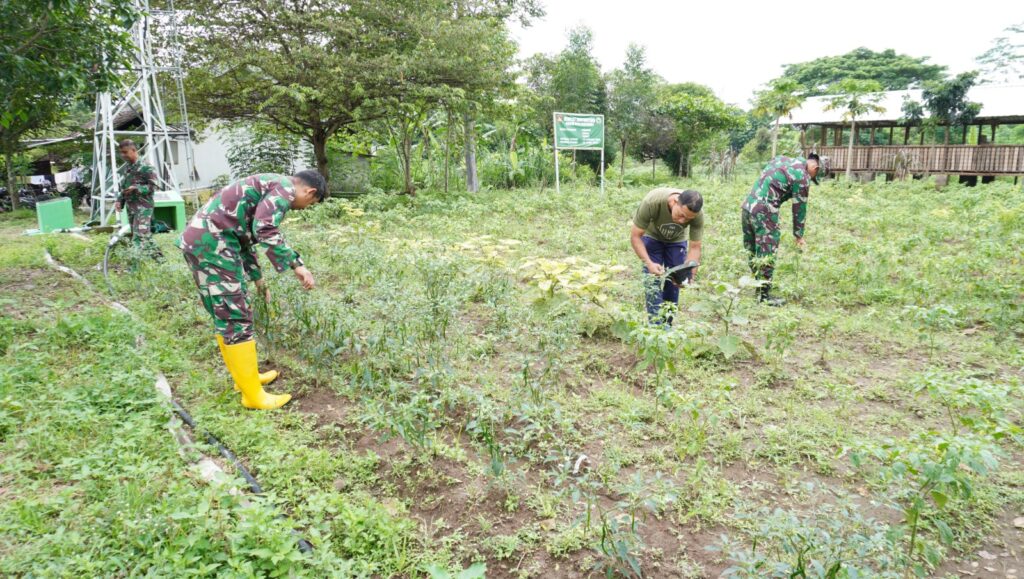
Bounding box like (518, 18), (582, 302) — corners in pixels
(758, 283), (785, 307)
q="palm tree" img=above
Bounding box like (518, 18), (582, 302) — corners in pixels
(752, 78), (806, 158)
(824, 79), (886, 181)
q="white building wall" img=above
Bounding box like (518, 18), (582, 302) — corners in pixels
(168, 121), (313, 191)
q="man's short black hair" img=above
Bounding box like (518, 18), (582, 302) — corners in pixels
(118, 139), (136, 150)
(806, 153), (823, 184)
(294, 169), (327, 201)
(675, 189), (703, 213)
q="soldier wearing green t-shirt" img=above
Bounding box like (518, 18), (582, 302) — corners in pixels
(630, 188), (704, 324)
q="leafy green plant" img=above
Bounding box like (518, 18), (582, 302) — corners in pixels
(764, 315), (799, 372)
(689, 276), (761, 359)
(670, 398), (727, 460)
(519, 257), (627, 309)
(910, 372), (1023, 442)
(713, 500), (901, 578)
(624, 321), (686, 393)
(425, 562), (487, 579)
(904, 304), (959, 352)
(852, 432), (1002, 575)
(362, 385), (444, 452)
(466, 412), (506, 477)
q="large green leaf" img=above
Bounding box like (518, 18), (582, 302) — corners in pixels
(718, 334), (740, 359)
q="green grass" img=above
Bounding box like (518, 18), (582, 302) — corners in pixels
(1, 174), (1022, 577)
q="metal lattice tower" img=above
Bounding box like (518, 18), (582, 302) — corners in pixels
(90, 0), (196, 225)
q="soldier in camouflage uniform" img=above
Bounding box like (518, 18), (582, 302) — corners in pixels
(177, 170), (326, 410)
(741, 154), (821, 306)
(114, 140), (163, 260)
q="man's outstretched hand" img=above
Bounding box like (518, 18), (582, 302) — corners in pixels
(795, 237), (807, 250)
(254, 278), (271, 302)
(294, 266), (315, 290)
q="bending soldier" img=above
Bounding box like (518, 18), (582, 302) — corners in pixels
(741, 154), (821, 306)
(176, 171), (325, 410)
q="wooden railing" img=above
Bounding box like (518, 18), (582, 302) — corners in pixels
(809, 145), (1024, 175)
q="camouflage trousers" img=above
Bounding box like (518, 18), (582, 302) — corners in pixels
(741, 206), (780, 281)
(127, 201), (163, 259)
(182, 246), (254, 345)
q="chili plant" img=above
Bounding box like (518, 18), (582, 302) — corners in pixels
(851, 432), (1002, 576)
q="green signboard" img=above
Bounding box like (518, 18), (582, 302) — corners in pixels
(553, 112), (605, 150)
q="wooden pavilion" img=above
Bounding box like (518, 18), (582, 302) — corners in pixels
(780, 84), (1024, 180)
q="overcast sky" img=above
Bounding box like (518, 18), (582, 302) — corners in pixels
(509, 1), (1021, 107)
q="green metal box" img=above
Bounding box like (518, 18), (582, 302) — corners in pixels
(119, 190), (187, 233)
(36, 196), (75, 233)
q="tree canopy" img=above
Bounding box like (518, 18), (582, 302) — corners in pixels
(181, 0), (527, 184)
(976, 22), (1024, 84)
(607, 44), (658, 186)
(0, 0), (137, 208)
(780, 48), (946, 95)
(824, 79), (886, 180)
(751, 78), (805, 158)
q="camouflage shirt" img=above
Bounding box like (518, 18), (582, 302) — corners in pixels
(118, 160), (157, 205)
(741, 156), (810, 238)
(176, 174), (303, 281)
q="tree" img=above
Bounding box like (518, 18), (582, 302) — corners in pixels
(607, 44), (658, 188)
(899, 95), (928, 144)
(225, 124), (306, 178)
(523, 26), (611, 175)
(824, 79), (886, 181)
(976, 22), (1024, 84)
(920, 72), (983, 145)
(549, 27), (606, 119)
(182, 0), (529, 187)
(781, 48), (946, 95)
(656, 84), (742, 177)
(751, 78), (805, 158)
(636, 111), (675, 178)
(0, 0), (136, 210)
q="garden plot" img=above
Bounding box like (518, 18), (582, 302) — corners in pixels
(2, 177), (1023, 578)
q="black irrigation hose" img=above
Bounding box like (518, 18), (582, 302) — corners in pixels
(56, 248), (313, 554)
(170, 400), (314, 554)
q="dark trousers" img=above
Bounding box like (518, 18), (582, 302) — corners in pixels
(641, 236), (688, 323)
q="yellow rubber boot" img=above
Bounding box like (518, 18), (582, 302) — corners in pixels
(216, 334), (278, 390)
(219, 339), (291, 410)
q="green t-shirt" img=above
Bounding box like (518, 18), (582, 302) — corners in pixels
(632, 188), (704, 243)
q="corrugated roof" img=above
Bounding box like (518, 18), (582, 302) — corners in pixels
(780, 83), (1024, 126)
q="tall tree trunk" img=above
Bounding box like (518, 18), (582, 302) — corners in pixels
(651, 157), (656, 179)
(4, 145), (19, 211)
(463, 110), (478, 193)
(845, 119), (856, 182)
(677, 152), (683, 177)
(311, 131), (330, 186)
(444, 107), (452, 193)
(771, 117), (780, 158)
(942, 125), (952, 171)
(402, 128), (414, 195)
(619, 139), (626, 188)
